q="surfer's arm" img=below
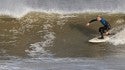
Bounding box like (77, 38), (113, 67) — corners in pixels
(86, 19), (97, 26)
(88, 19), (97, 23)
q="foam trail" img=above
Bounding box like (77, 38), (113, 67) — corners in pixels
(108, 28), (125, 46)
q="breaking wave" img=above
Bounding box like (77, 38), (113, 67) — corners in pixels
(0, 0), (125, 58)
(0, 11), (125, 58)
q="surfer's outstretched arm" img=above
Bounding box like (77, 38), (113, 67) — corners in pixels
(89, 19), (97, 23)
(86, 19), (97, 26)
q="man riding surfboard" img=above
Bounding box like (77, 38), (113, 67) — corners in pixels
(86, 15), (111, 39)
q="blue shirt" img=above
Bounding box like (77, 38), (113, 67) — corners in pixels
(89, 18), (111, 28)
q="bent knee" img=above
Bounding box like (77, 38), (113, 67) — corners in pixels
(99, 27), (103, 32)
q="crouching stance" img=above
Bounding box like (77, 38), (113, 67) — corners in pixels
(86, 15), (111, 39)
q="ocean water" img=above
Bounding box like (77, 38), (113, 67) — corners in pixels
(0, 0), (125, 70)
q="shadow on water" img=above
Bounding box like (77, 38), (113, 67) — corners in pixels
(69, 23), (97, 38)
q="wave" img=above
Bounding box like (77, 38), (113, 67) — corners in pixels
(0, 12), (125, 58)
(1, 0), (125, 18)
(108, 25), (125, 45)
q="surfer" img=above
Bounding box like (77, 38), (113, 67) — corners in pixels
(86, 15), (111, 39)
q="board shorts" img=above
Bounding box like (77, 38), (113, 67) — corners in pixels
(99, 25), (111, 33)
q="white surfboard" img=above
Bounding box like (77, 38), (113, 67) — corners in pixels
(89, 36), (110, 43)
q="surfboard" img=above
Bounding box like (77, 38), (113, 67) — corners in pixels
(89, 36), (110, 43)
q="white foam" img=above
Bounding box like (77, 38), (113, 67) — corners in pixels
(0, 7), (33, 18)
(108, 29), (125, 45)
(25, 23), (55, 57)
(1, 0), (125, 18)
(0, 6), (125, 19)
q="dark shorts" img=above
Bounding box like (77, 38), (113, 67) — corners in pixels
(99, 26), (111, 33)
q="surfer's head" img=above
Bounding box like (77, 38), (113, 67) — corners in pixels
(97, 15), (102, 21)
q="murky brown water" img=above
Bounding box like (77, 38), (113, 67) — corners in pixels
(0, 12), (125, 70)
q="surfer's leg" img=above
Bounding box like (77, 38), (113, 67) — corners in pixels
(99, 27), (104, 39)
(105, 26), (111, 35)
